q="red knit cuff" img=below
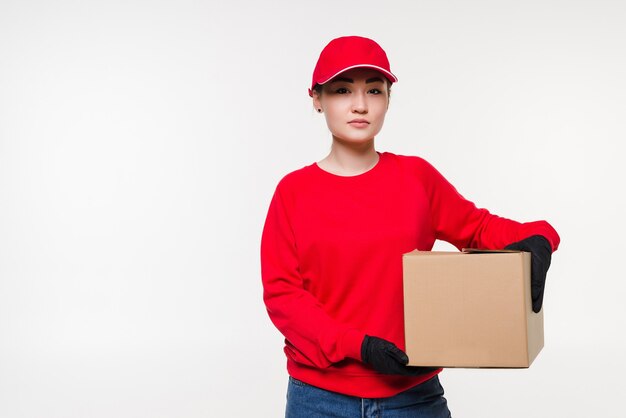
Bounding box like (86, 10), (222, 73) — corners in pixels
(341, 328), (367, 361)
(520, 220), (561, 252)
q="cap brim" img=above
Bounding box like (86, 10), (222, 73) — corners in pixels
(317, 64), (398, 85)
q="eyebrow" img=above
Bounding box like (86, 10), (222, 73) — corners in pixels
(329, 76), (385, 84)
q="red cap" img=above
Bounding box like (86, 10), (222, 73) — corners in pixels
(309, 36), (397, 97)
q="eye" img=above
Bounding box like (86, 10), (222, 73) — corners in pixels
(335, 87), (349, 94)
(368, 88), (382, 95)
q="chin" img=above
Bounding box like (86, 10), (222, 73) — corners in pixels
(333, 129), (379, 143)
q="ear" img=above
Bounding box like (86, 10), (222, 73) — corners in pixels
(312, 89), (322, 112)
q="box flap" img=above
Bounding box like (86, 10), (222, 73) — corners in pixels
(461, 248), (521, 254)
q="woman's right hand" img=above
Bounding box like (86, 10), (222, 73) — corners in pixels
(361, 335), (439, 376)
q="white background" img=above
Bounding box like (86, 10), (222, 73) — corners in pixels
(1, 1), (625, 417)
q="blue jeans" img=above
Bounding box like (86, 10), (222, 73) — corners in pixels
(285, 375), (452, 418)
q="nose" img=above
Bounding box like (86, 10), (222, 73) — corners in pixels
(351, 91), (368, 114)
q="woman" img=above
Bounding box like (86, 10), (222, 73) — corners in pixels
(261, 36), (559, 418)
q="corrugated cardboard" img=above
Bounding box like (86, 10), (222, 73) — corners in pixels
(402, 249), (543, 368)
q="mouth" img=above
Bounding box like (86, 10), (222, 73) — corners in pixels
(348, 119), (370, 127)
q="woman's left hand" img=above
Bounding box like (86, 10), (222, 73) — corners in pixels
(505, 235), (553, 313)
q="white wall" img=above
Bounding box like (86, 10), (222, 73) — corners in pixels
(1, 1), (624, 417)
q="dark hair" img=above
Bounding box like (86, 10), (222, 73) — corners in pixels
(312, 83), (323, 95)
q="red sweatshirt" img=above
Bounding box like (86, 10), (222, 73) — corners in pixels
(260, 152), (560, 398)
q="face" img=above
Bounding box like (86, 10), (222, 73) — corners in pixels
(312, 68), (390, 146)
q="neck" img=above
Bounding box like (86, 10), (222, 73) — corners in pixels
(319, 137), (379, 176)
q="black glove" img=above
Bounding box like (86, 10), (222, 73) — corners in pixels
(505, 235), (552, 313)
(361, 335), (438, 376)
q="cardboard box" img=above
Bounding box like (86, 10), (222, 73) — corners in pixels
(402, 249), (543, 368)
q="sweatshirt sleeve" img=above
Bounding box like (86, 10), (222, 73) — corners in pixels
(260, 184), (366, 368)
(423, 160), (560, 252)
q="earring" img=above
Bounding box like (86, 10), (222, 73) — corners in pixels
(317, 109), (322, 113)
